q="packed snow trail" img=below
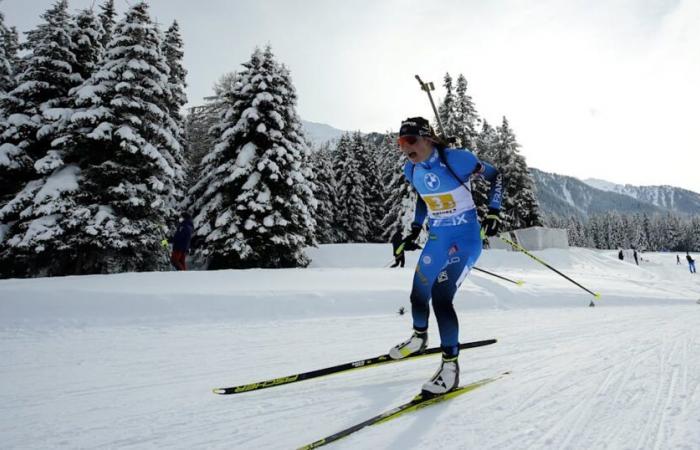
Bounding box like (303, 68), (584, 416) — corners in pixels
(1, 246), (699, 449)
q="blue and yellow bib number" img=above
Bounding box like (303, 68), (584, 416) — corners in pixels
(424, 194), (456, 212)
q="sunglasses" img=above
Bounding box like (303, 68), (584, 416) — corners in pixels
(397, 135), (419, 146)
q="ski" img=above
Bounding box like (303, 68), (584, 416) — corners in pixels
(212, 338), (496, 395)
(297, 371), (510, 449)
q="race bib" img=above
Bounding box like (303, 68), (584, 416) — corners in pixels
(420, 186), (476, 220)
(424, 194), (457, 215)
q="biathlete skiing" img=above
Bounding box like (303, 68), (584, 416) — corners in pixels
(389, 116), (504, 396)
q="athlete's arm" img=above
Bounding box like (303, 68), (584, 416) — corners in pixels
(403, 162), (427, 227)
(447, 149), (504, 210)
(476, 161), (504, 211)
(412, 196), (427, 227)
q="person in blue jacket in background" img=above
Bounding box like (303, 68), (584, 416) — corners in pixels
(389, 117), (504, 396)
(170, 212), (194, 271)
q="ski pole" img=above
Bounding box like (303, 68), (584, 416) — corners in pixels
(499, 235), (600, 305)
(472, 266), (524, 285)
(387, 249), (523, 287)
(415, 75), (446, 138)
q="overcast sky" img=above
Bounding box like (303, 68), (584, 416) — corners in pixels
(3, 0), (699, 192)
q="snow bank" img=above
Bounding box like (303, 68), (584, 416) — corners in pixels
(1, 245), (695, 327)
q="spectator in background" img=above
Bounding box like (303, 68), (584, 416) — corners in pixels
(633, 249), (639, 265)
(618, 249), (624, 261)
(686, 252), (696, 274)
(171, 212), (194, 271)
(677, 254), (681, 265)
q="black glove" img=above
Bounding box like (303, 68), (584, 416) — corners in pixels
(481, 209), (501, 238)
(396, 224), (422, 255)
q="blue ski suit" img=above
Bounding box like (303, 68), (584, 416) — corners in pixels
(404, 147), (503, 357)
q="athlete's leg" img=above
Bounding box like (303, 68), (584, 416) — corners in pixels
(410, 233), (449, 332)
(430, 232), (482, 357)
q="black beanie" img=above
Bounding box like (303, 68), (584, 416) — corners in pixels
(399, 117), (435, 138)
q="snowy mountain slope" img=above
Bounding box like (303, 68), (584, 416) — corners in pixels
(530, 168), (666, 218)
(1, 244), (700, 449)
(585, 177), (700, 215)
(301, 120), (348, 147)
(583, 177), (619, 192)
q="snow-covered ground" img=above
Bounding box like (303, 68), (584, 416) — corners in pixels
(1, 245), (699, 449)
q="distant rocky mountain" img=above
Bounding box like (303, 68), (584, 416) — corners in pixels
(583, 178), (700, 215)
(531, 168), (700, 218)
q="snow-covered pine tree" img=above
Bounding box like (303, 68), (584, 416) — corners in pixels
(492, 116), (541, 230)
(640, 213), (653, 250)
(475, 119), (497, 161)
(184, 72), (239, 173)
(554, 215), (575, 247)
(470, 120), (498, 221)
(0, 0), (77, 247)
(627, 213), (644, 250)
(185, 73), (241, 229)
(620, 214), (635, 249)
(375, 132), (397, 177)
(664, 213), (683, 251)
(39, 1), (182, 274)
(28, 7), (106, 178)
(1, 13), (19, 89)
(334, 132), (370, 242)
(271, 52), (318, 252)
(651, 214), (669, 251)
(159, 20), (188, 212)
(600, 213), (614, 249)
(98, 0), (116, 49)
(0, 3), (106, 276)
(682, 216), (700, 251)
(584, 216), (598, 248)
(544, 214), (567, 238)
(184, 104), (216, 168)
(607, 212), (628, 249)
(455, 74), (480, 150)
(190, 46), (317, 269)
(70, 8), (105, 82)
(322, 138), (348, 244)
(375, 132), (400, 204)
(437, 72), (460, 145)
(351, 132), (384, 241)
(4, 24), (19, 70)
(379, 136), (416, 241)
(0, 6), (107, 277)
(20, 6), (104, 179)
(310, 142), (341, 243)
(162, 21), (187, 149)
(574, 216), (593, 247)
(0, 10), (16, 95)
(213, 71), (240, 98)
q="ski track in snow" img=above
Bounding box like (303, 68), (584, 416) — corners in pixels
(1, 246), (700, 449)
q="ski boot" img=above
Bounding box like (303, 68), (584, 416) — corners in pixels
(388, 330), (428, 360)
(421, 355), (459, 396)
